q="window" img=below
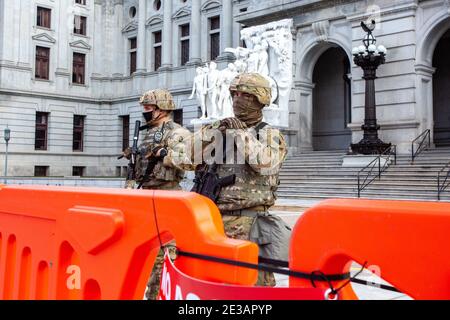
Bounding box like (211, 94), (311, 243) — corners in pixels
(37, 7), (51, 28)
(129, 37), (137, 75)
(75, 0), (86, 5)
(121, 115), (130, 151)
(35, 46), (50, 80)
(129, 6), (137, 18)
(173, 109), (183, 126)
(209, 16), (220, 61)
(180, 24), (190, 66)
(74, 15), (87, 35)
(34, 166), (49, 177)
(153, 31), (162, 71)
(35, 112), (49, 150)
(73, 115), (85, 151)
(72, 166), (85, 177)
(154, 0), (161, 11)
(72, 53), (86, 84)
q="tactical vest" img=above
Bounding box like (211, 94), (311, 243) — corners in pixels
(214, 123), (282, 212)
(135, 121), (185, 189)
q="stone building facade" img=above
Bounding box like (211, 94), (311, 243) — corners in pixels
(236, 0), (450, 153)
(0, 0), (449, 177)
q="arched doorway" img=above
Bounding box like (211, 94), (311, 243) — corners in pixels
(433, 29), (450, 147)
(312, 47), (352, 151)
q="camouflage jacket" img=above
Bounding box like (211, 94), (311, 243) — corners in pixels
(129, 120), (192, 189)
(191, 121), (287, 211)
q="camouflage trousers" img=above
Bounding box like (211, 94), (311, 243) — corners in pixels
(222, 215), (276, 287)
(146, 244), (177, 300)
(143, 183), (181, 300)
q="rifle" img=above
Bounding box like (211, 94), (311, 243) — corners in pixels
(137, 147), (168, 189)
(137, 123), (168, 189)
(191, 163), (236, 203)
(118, 120), (141, 184)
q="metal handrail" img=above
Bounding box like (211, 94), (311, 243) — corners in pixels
(357, 145), (397, 198)
(437, 161), (450, 201)
(411, 129), (431, 163)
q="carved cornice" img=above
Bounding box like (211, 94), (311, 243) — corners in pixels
(173, 7), (191, 20)
(70, 40), (91, 50)
(32, 33), (56, 44)
(201, 0), (221, 13)
(146, 14), (163, 26)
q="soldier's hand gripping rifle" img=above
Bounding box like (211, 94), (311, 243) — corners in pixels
(137, 122), (168, 189)
(191, 163), (236, 203)
(137, 146), (168, 189)
(118, 120), (141, 186)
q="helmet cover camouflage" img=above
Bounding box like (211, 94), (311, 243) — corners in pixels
(229, 73), (272, 106)
(139, 89), (176, 111)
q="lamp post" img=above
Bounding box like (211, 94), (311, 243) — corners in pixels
(4, 126), (10, 183)
(350, 21), (391, 155)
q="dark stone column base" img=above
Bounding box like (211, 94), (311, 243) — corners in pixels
(351, 139), (392, 155)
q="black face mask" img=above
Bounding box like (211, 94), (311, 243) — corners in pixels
(143, 112), (153, 123)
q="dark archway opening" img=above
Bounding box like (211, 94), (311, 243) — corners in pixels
(312, 47), (352, 151)
(433, 29), (450, 147)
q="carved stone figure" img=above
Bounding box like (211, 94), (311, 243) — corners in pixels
(189, 67), (208, 119)
(217, 63), (238, 118)
(206, 62), (220, 119)
(191, 19), (293, 127)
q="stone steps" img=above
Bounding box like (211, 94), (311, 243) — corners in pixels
(280, 181), (440, 187)
(278, 147), (450, 202)
(279, 193), (450, 202)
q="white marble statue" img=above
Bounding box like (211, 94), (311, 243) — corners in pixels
(190, 19), (293, 127)
(246, 44), (260, 73)
(189, 67), (208, 119)
(206, 61), (220, 119)
(217, 63), (238, 118)
(257, 40), (270, 76)
(234, 59), (248, 74)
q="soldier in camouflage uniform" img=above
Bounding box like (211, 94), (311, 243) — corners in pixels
(123, 89), (192, 299)
(192, 73), (291, 286)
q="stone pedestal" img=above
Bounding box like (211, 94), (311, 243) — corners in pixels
(342, 155), (392, 168)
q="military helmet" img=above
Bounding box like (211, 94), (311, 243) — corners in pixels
(229, 73), (272, 106)
(139, 89), (175, 111)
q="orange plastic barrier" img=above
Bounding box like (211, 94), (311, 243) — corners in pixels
(289, 199), (450, 300)
(0, 185), (257, 300)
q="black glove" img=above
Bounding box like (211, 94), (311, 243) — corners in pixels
(146, 146), (168, 159)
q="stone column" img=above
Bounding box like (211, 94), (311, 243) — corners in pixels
(218, 0), (233, 61)
(415, 64), (436, 146)
(295, 81), (315, 152)
(161, 0), (173, 69)
(92, 0), (103, 76)
(187, 0), (201, 65)
(0, 0), (14, 63)
(18, 0), (31, 67)
(57, 0), (69, 72)
(12, 0), (21, 64)
(136, 0), (146, 72)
